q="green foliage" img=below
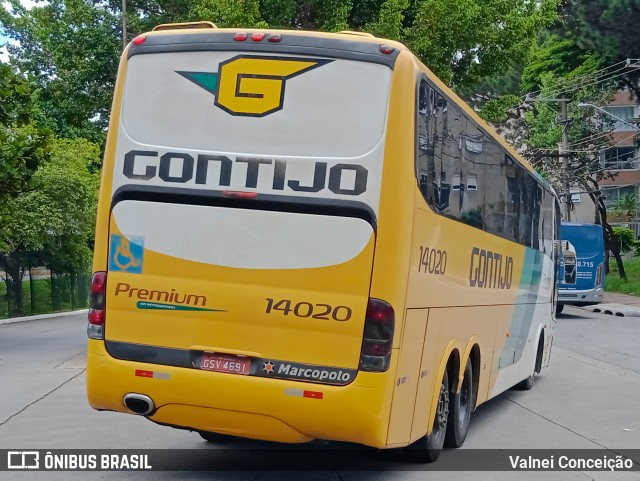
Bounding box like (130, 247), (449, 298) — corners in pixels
(606, 257), (640, 295)
(1, 0), (121, 144)
(190, 0), (268, 29)
(567, 0), (640, 93)
(3, 137), (100, 272)
(520, 32), (602, 93)
(0, 63), (51, 239)
(478, 94), (521, 123)
(365, 0), (408, 40)
(0, 0), (560, 149)
(611, 226), (636, 254)
(612, 193), (639, 219)
(403, 0), (558, 87)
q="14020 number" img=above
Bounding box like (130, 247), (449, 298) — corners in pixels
(418, 246), (447, 275)
(265, 298), (352, 321)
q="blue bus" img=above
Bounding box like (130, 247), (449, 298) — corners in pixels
(557, 222), (605, 314)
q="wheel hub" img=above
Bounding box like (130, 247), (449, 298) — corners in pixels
(436, 382), (450, 428)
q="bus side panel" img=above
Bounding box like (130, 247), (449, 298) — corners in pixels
(93, 52), (130, 273)
(409, 305), (513, 443)
(489, 252), (554, 397)
(368, 51), (417, 349)
(386, 309), (428, 444)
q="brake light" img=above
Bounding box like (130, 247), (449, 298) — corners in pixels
(87, 271), (106, 340)
(251, 32), (266, 42)
(380, 45), (395, 54)
(267, 34), (282, 43)
(133, 35), (146, 46)
(222, 191), (258, 199)
(359, 298), (394, 372)
(234, 33), (248, 41)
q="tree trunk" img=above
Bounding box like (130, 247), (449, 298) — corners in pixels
(5, 252), (25, 316)
(587, 180), (626, 280)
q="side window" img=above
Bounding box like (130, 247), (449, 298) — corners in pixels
(414, 75), (551, 252)
(416, 76), (434, 204)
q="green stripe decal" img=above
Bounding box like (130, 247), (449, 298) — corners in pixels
(499, 248), (545, 369)
(136, 301), (224, 312)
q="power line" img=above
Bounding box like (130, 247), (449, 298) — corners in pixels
(523, 60), (629, 99)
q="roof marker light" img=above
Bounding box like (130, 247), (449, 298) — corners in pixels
(251, 32), (266, 42)
(267, 34), (282, 43)
(133, 35), (147, 46)
(380, 45), (395, 54)
(234, 33), (248, 41)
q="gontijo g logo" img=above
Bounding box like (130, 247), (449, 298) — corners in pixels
(177, 55), (333, 117)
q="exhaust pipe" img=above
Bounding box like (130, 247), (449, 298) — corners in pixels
(123, 393), (155, 416)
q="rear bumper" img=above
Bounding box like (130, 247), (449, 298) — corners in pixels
(558, 288), (603, 305)
(86, 340), (394, 447)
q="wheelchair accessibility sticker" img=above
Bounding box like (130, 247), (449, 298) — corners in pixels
(109, 234), (144, 274)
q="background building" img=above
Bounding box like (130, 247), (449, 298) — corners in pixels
(572, 91), (640, 232)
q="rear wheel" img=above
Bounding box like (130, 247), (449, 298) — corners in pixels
(516, 370), (535, 391)
(406, 369), (449, 462)
(516, 334), (544, 391)
(445, 358), (473, 448)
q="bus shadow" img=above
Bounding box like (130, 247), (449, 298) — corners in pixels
(147, 437), (467, 472)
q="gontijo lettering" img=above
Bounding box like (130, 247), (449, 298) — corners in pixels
(469, 247), (514, 289)
(123, 151), (368, 196)
(115, 282), (206, 307)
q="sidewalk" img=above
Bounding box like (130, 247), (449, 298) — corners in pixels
(0, 309), (88, 325)
(575, 292), (640, 317)
(602, 292), (640, 307)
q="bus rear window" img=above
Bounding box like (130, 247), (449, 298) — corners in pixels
(121, 51), (392, 158)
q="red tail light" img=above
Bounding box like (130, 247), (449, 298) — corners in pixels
(87, 271), (107, 339)
(360, 298), (394, 372)
(251, 32), (266, 42)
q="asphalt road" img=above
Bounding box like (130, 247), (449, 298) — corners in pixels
(0, 307), (639, 481)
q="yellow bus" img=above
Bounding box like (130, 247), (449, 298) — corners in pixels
(87, 22), (559, 462)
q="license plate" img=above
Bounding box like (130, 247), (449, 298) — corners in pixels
(200, 353), (251, 375)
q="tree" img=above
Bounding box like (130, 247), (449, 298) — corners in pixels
(519, 72), (629, 277)
(2, 137), (100, 315)
(0, 0), (122, 144)
(1, 0), (559, 149)
(403, 0), (558, 88)
(567, 0), (640, 98)
(0, 63), (51, 247)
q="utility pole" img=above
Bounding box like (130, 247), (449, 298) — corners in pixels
(527, 95), (572, 219)
(559, 99), (571, 221)
(122, 0), (127, 50)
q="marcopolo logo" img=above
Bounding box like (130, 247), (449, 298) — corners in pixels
(177, 55), (333, 117)
(255, 360), (356, 385)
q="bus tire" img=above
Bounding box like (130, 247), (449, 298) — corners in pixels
(516, 334), (544, 391)
(555, 304), (564, 315)
(444, 358), (473, 448)
(406, 369), (449, 462)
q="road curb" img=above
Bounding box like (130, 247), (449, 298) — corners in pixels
(0, 309), (88, 325)
(579, 303), (640, 317)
